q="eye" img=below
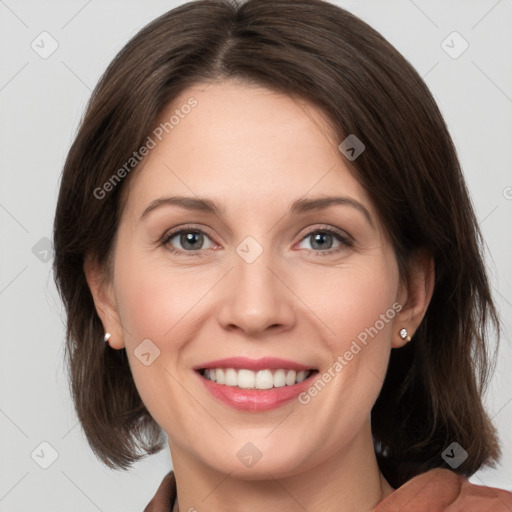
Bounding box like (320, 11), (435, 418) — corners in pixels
(296, 227), (353, 255)
(161, 225), (353, 257)
(162, 226), (216, 256)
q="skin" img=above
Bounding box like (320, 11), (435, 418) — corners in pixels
(86, 79), (434, 512)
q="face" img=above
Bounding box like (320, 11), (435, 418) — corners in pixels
(97, 80), (411, 479)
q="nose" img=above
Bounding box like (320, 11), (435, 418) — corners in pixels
(216, 246), (297, 337)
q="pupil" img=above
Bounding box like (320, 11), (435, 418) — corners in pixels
(312, 232), (332, 250)
(181, 232), (203, 250)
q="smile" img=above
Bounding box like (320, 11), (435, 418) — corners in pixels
(199, 368), (317, 390)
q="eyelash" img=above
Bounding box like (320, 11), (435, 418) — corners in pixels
(160, 224), (354, 257)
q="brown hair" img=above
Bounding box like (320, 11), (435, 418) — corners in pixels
(53, 0), (502, 487)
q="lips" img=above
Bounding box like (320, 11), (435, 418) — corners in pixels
(194, 357), (319, 411)
(193, 356), (316, 372)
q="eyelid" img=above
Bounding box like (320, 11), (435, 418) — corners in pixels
(160, 224), (219, 249)
(294, 224), (354, 255)
(298, 224), (354, 244)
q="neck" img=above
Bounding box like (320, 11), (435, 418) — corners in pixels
(170, 422), (394, 512)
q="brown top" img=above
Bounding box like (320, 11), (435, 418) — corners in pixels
(144, 468), (512, 512)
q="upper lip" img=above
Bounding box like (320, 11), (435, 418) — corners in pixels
(193, 357), (316, 372)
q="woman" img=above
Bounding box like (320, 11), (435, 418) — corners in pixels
(52, 0), (512, 510)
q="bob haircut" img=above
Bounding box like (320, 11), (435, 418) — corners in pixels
(53, 0), (502, 488)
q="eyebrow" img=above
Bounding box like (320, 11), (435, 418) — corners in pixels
(140, 195), (374, 228)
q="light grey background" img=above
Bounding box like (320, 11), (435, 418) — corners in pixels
(1, 0), (511, 510)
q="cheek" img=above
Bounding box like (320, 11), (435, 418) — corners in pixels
(114, 245), (202, 343)
(306, 256), (399, 403)
(114, 238), (400, 357)
(112, 253), (201, 426)
(301, 256), (399, 349)
(341, 271), (397, 344)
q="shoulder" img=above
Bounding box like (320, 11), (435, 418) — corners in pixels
(375, 468), (512, 512)
(144, 470), (176, 512)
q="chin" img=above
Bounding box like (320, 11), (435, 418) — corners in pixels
(200, 443), (314, 480)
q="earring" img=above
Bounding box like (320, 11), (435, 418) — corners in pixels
(399, 328), (411, 343)
(104, 332), (111, 343)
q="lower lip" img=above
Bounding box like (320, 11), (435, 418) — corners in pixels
(197, 371), (318, 411)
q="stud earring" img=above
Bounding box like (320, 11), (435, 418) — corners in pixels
(399, 328), (411, 343)
(104, 332), (111, 343)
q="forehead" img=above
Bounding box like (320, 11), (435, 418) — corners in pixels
(123, 80), (376, 223)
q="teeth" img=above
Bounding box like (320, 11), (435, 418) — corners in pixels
(285, 370), (297, 386)
(225, 368), (237, 386)
(296, 370), (309, 383)
(255, 369), (273, 389)
(274, 369), (286, 387)
(238, 369), (255, 389)
(202, 368), (314, 389)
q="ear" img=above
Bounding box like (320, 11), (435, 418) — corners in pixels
(83, 254), (125, 350)
(392, 249), (435, 348)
